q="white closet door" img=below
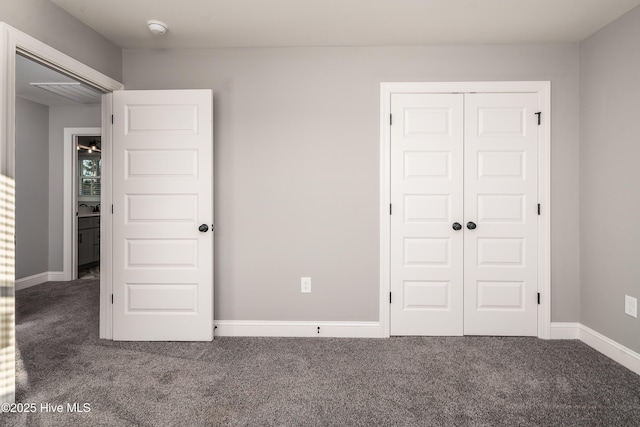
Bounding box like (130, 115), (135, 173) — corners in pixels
(390, 94), (464, 336)
(463, 93), (539, 336)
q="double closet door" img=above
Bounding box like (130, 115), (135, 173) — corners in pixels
(390, 92), (539, 336)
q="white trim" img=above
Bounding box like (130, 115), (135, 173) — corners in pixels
(99, 94), (113, 340)
(48, 271), (65, 282)
(214, 320), (385, 338)
(379, 86), (391, 338)
(15, 271), (65, 291)
(15, 272), (48, 290)
(380, 81), (552, 339)
(63, 127), (101, 282)
(537, 83), (552, 339)
(549, 322), (640, 377)
(579, 324), (640, 376)
(550, 322), (580, 339)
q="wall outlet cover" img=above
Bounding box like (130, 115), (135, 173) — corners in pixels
(625, 295), (637, 318)
(301, 277), (311, 293)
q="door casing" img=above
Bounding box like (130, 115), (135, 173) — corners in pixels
(379, 81), (551, 339)
(63, 127), (102, 281)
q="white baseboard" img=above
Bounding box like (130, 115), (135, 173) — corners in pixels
(550, 322), (640, 376)
(214, 320), (384, 338)
(15, 271), (65, 291)
(216, 320), (639, 374)
(47, 271), (65, 281)
(579, 324), (640, 376)
(15, 272), (49, 290)
(550, 322), (580, 339)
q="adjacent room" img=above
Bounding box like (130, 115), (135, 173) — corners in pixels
(0, 0), (639, 425)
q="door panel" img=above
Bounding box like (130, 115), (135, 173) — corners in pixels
(390, 94), (464, 336)
(112, 89), (213, 341)
(463, 93), (538, 336)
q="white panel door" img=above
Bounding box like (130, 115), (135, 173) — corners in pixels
(112, 90), (213, 341)
(463, 93), (538, 335)
(390, 94), (464, 336)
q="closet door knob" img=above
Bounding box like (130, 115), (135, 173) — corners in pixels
(198, 224), (209, 232)
(452, 222), (462, 231)
(466, 221), (477, 230)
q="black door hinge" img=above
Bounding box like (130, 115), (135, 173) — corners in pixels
(389, 292), (392, 304)
(111, 294), (114, 304)
(111, 114), (114, 124)
(111, 204), (114, 214)
(535, 112), (541, 125)
(538, 204), (541, 215)
(390, 204), (392, 215)
(390, 114), (392, 126)
(537, 293), (540, 305)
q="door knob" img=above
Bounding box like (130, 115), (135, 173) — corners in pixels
(198, 224), (209, 232)
(466, 221), (477, 230)
(452, 222), (462, 231)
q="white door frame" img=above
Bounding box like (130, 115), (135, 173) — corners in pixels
(63, 127), (102, 281)
(380, 81), (551, 339)
(0, 23), (124, 348)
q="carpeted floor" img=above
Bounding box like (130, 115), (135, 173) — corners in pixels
(77, 265), (99, 280)
(4, 279), (640, 426)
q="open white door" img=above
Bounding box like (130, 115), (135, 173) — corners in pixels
(112, 90), (213, 341)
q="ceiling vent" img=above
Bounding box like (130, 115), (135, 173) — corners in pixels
(30, 82), (102, 104)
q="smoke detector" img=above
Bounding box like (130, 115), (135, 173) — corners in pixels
(147, 20), (169, 35)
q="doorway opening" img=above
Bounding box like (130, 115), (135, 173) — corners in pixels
(1, 22), (124, 402)
(75, 134), (102, 279)
(14, 52), (104, 288)
(63, 128), (102, 281)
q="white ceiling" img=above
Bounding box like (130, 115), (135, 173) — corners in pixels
(51, 0), (640, 49)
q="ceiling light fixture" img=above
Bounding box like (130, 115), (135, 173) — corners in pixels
(147, 20), (169, 35)
(77, 144), (101, 153)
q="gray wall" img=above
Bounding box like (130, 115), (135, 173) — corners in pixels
(0, 0), (122, 81)
(15, 97), (49, 279)
(579, 6), (640, 353)
(48, 105), (102, 272)
(123, 44), (581, 322)
(15, 100), (100, 277)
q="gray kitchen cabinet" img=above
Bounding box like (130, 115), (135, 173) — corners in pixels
(78, 216), (100, 266)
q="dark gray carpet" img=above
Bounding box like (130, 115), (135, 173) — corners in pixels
(4, 279), (640, 426)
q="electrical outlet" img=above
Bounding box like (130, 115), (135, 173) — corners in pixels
(301, 277), (311, 293)
(625, 295), (637, 318)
